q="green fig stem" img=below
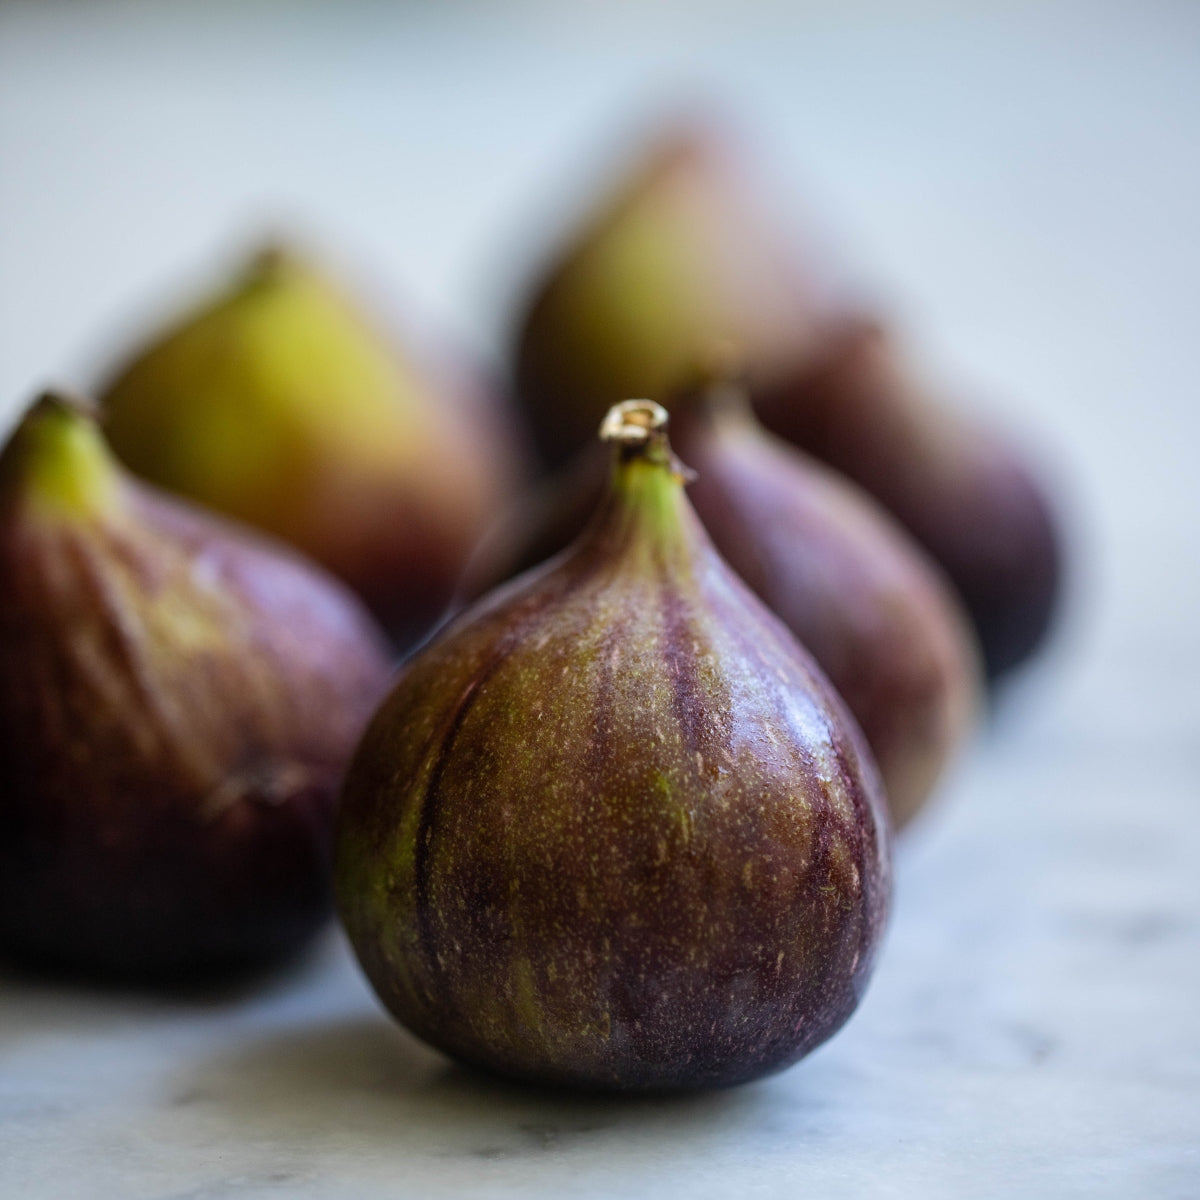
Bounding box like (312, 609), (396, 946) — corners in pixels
(0, 391), (120, 520)
(594, 400), (700, 563)
(245, 242), (296, 286)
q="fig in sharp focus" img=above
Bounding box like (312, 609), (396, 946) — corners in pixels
(467, 372), (982, 829)
(0, 394), (392, 979)
(101, 247), (523, 648)
(336, 400), (891, 1092)
(510, 126), (1063, 679)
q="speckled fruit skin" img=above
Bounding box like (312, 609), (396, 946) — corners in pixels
(511, 127), (1063, 680)
(336, 406), (891, 1091)
(0, 396), (393, 980)
(463, 385), (982, 830)
(101, 248), (523, 649)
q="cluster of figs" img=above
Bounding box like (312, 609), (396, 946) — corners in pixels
(0, 124), (1061, 1091)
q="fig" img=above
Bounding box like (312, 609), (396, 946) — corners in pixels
(336, 400), (891, 1091)
(513, 130), (820, 469)
(0, 394), (393, 979)
(101, 247), (522, 648)
(510, 127), (1063, 678)
(754, 320), (1063, 680)
(467, 371), (981, 829)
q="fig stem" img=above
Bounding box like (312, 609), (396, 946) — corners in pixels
(600, 400), (695, 482)
(599, 399), (669, 449)
(0, 390), (120, 520)
(30, 390), (102, 424)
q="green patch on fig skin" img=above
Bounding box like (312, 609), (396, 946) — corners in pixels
(0, 391), (394, 979)
(1, 397), (247, 665)
(0, 396), (120, 522)
(98, 246), (520, 648)
(335, 413), (890, 1091)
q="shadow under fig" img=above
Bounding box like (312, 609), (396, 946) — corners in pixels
(0, 934), (334, 1048)
(180, 1013), (774, 1157)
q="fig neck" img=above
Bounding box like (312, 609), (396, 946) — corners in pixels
(0, 393), (122, 521)
(681, 378), (758, 438)
(586, 400), (702, 573)
(240, 244), (304, 295)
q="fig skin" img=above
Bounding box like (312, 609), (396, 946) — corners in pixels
(513, 131), (820, 470)
(671, 384), (981, 827)
(0, 395), (393, 980)
(101, 247), (523, 649)
(510, 127), (1063, 678)
(466, 380), (982, 829)
(336, 402), (891, 1092)
(754, 320), (1063, 680)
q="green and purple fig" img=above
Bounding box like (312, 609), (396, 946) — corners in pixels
(466, 371), (982, 829)
(336, 400), (891, 1091)
(101, 247), (523, 648)
(510, 126), (1063, 679)
(0, 394), (392, 979)
(513, 130), (821, 469)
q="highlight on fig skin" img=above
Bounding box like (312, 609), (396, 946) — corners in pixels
(335, 398), (891, 1092)
(100, 245), (524, 650)
(0, 391), (393, 981)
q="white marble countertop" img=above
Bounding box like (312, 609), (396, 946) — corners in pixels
(1, 2), (1197, 1196)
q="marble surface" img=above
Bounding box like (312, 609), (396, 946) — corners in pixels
(1, 2), (1198, 1196)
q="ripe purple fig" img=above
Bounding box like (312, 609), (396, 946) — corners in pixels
(754, 319), (1063, 680)
(336, 400), (891, 1091)
(101, 247), (525, 649)
(510, 126), (1063, 679)
(467, 372), (982, 829)
(0, 394), (393, 979)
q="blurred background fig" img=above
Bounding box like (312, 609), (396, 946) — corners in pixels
(754, 319), (1063, 680)
(510, 125), (1064, 679)
(469, 369), (982, 829)
(672, 371), (981, 827)
(336, 400), (891, 1092)
(0, 393), (392, 980)
(513, 130), (820, 470)
(101, 246), (524, 649)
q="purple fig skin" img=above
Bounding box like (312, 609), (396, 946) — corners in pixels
(336, 402), (891, 1092)
(669, 387), (981, 828)
(753, 320), (1063, 680)
(0, 395), (393, 980)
